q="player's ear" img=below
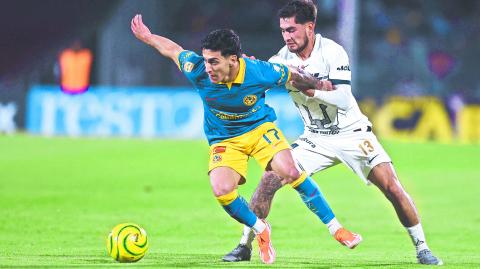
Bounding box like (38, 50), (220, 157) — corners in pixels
(228, 54), (238, 66)
(306, 22), (314, 35)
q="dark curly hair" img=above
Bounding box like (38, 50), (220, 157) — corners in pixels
(278, 0), (316, 24)
(201, 29), (242, 58)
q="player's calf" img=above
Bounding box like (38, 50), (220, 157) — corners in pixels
(291, 174), (335, 224)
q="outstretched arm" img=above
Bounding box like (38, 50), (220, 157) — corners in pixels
(131, 14), (184, 66)
(288, 67), (333, 94)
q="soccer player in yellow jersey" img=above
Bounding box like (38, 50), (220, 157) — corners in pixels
(131, 14), (360, 264)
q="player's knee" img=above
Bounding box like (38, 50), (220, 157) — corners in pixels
(281, 167), (301, 184)
(211, 180), (236, 197)
(383, 177), (405, 201)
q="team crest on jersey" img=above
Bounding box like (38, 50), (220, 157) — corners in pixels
(212, 154), (222, 163)
(183, 62), (194, 72)
(243, 95), (257, 106)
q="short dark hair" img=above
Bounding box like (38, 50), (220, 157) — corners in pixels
(201, 29), (242, 58)
(278, 0), (316, 24)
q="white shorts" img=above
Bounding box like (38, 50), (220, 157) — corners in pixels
(291, 127), (391, 184)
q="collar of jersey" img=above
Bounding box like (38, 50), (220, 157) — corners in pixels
(217, 58), (246, 89)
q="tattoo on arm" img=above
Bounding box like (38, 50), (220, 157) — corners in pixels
(249, 171), (284, 219)
(289, 67), (320, 91)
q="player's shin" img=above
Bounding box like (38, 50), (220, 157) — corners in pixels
(290, 173), (335, 224)
(216, 190), (266, 233)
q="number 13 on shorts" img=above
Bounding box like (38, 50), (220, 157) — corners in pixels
(359, 139), (374, 155)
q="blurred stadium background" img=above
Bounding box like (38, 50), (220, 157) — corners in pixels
(1, 0), (480, 141)
(1, 0), (479, 268)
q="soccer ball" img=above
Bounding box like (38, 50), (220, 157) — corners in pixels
(107, 223), (149, 262)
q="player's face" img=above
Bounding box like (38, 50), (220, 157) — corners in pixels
(279, 17), (312, 54)
(202, 49), (236, 83)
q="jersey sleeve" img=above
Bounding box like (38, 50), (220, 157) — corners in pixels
(327, 45), (351, 86)
(266, 55), (289, 91)
(258, 59), (291, 88)
(268, 54), (285, 65)
(177, 50), (205, 83)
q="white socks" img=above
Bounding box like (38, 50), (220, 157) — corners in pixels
(326, 217), (342, 235)
(240, 225), (256, 248)
(240, 219), (266, 249)
(406, 223), (429, 253)
(251, 219), (266, 235)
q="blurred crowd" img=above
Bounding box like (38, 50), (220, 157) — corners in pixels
(357, 0), (480, 103)
(2, 0), (479, 103)
(163, 0), (480, 104)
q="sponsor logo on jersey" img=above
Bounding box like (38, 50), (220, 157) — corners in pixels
(336, 65), (350, 71)
(213, 146), (226, 154)
(183, 62), (194, 72)
(243, 95), (257, 106)
(211, 105), (260, 120)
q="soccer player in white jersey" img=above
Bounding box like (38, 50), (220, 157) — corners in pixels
(223, 0), (443, 265)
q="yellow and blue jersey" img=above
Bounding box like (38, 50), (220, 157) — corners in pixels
(178, 50), (291, 145)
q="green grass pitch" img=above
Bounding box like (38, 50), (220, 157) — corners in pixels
(0, 135), (479, 268)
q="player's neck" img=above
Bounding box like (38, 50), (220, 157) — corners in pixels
(225, 61), (240, 83)
(296, 35), (315, 61)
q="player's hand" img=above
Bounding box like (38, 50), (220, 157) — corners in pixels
(242, 53), (256, 60)
(131, 14), (153, 44)
(317, 80), (334, 91)
(301, 88), (316, 97)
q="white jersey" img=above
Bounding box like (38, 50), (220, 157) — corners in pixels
(269, 34), (371, 135)
(269, 34), (391, 183)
